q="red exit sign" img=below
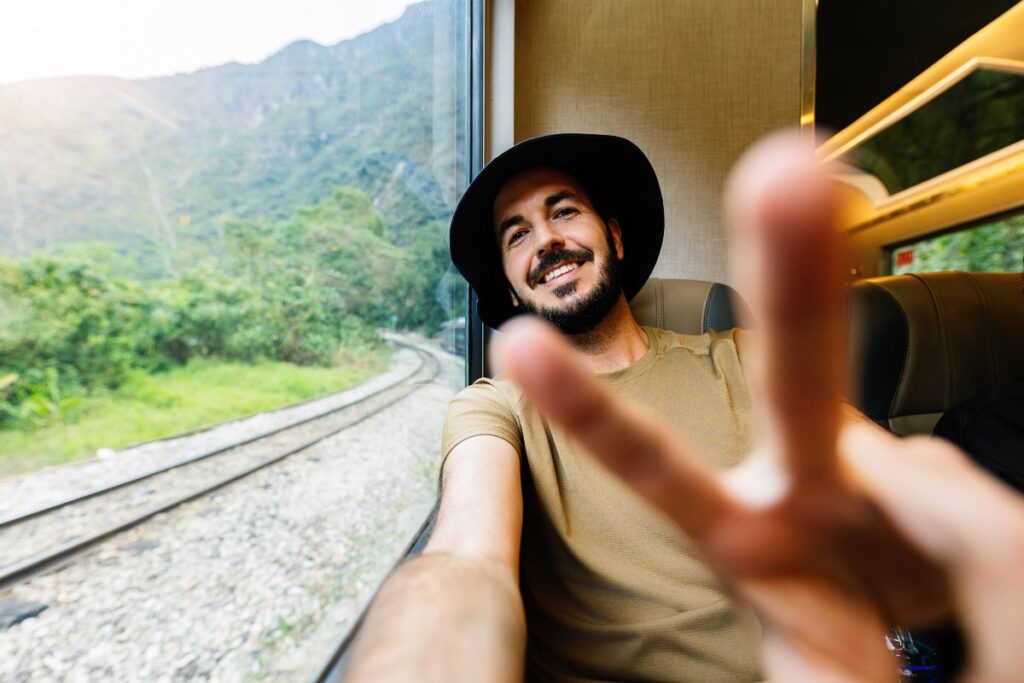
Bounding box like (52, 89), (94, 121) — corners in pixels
(894, 249), (915, 267)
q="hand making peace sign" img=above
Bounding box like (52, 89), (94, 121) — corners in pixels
(493, 131), (1024, 682)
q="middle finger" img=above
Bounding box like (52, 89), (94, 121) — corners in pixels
(725, 131), (846, 485)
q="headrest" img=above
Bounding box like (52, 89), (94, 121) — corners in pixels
(629, 277), (751, 334)
(847, 272), (1024, 435)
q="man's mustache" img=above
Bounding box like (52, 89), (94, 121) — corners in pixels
(528, 248), (594, 288)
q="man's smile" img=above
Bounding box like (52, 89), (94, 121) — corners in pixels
(528, 249), (593, 289)
(541, 261), (580, 284)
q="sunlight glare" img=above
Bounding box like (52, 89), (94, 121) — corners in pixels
(0, 0), (421, 84)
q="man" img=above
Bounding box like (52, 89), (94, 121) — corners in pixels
(345, 133), (1024, 682)
(348, 133), (763, 682)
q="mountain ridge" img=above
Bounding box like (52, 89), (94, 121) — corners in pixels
(0, 0), (462, 280)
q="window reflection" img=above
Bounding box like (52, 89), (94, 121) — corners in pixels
(848, 62), (1024, 196)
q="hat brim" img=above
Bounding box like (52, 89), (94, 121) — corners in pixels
(450, 133), (664, 329)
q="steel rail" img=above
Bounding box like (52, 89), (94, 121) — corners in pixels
(0, 345), (440, 590)
(0, 339), (425, 530)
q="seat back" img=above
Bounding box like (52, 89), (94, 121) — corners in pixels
(629, 277), (751, 334)
(847, 271), (1024, 435)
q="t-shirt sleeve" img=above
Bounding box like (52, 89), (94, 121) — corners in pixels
(711, 327), (755, 389)
(440, 379), (523, 470)
(730, 327), (755, 369)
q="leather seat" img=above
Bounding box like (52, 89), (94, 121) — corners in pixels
(847, 271), (1024, 435)
(629, 277), (751, 334)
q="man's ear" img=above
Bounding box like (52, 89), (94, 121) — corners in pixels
(509, 288), (520, 307)
(608, 218), (625, 260)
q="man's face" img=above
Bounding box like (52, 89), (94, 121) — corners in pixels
(493, 167), (625, 334)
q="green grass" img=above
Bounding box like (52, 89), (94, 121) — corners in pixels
(0, 353), (387, 478)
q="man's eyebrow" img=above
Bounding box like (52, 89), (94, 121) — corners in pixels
(498, 214), (524, 239)
(497, 191), (578, 240)
(545, 190), (577, 207)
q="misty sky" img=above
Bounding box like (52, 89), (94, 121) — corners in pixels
(0, 0), (421, 84)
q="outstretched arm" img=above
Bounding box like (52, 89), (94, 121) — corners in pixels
(492, 132), (1024, 682)
(344, 435), (526, 682)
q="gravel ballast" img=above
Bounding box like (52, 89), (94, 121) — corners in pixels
(0, 340), (462, 682)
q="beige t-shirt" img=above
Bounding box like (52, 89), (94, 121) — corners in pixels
(441, 326), (763, 682)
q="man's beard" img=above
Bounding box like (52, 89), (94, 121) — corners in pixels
(514, 237), (623, 336)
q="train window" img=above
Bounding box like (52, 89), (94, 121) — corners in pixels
(889, 210), (1024, 274)
(846, 60), (1024, 199)
(0, 0), (471, 679)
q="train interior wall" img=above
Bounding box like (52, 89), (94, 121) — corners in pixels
(508, 0), (808, 288)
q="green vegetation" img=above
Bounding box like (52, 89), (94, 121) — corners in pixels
(0, 186), (451, 431)
(0, 184), (460, 473)
(0, 355), (384, 477)
(893, 215), (1024, 274)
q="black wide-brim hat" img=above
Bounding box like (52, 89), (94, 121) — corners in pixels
(450, 133), (664, 329)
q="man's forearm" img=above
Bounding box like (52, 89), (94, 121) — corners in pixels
(344, 551), (526, 682)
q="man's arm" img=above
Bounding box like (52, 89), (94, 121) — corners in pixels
(344, 435), (526, 682)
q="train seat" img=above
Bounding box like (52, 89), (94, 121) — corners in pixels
(629, 277), (751, 334)
(847, 271), (1024, 435)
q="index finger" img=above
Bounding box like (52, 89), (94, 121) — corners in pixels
(492, 318), (736, 538)
(725, 131), (845, 484)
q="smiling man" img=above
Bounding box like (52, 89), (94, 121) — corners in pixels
(493, 167), (628, 339)
(345, 133), (764, 682)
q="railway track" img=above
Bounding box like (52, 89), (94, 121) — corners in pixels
(0, 340), (440, 590)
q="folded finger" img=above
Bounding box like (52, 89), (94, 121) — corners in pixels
(726, 130), (845, 483)
(842, 424), (1024, 680)
(492, 317), (735, 537)
(748, 577), (893, 682)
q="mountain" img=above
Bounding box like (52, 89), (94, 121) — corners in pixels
(0, 0), (465, 280)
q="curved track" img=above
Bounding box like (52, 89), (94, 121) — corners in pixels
(0, 341), (439, 590)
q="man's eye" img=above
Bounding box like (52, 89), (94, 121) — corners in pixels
(554, 207), (578, 219)
(507, 229), (527, 246)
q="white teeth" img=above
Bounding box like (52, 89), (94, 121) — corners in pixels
(542, 263), (578, 284)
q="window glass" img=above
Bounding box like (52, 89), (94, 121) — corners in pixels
(0, 1), (468, 678)
(890, 211), (1024, 274)
(848, 64), (1024, 196)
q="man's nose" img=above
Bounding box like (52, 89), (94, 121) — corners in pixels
(534, 221), (565, 257)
